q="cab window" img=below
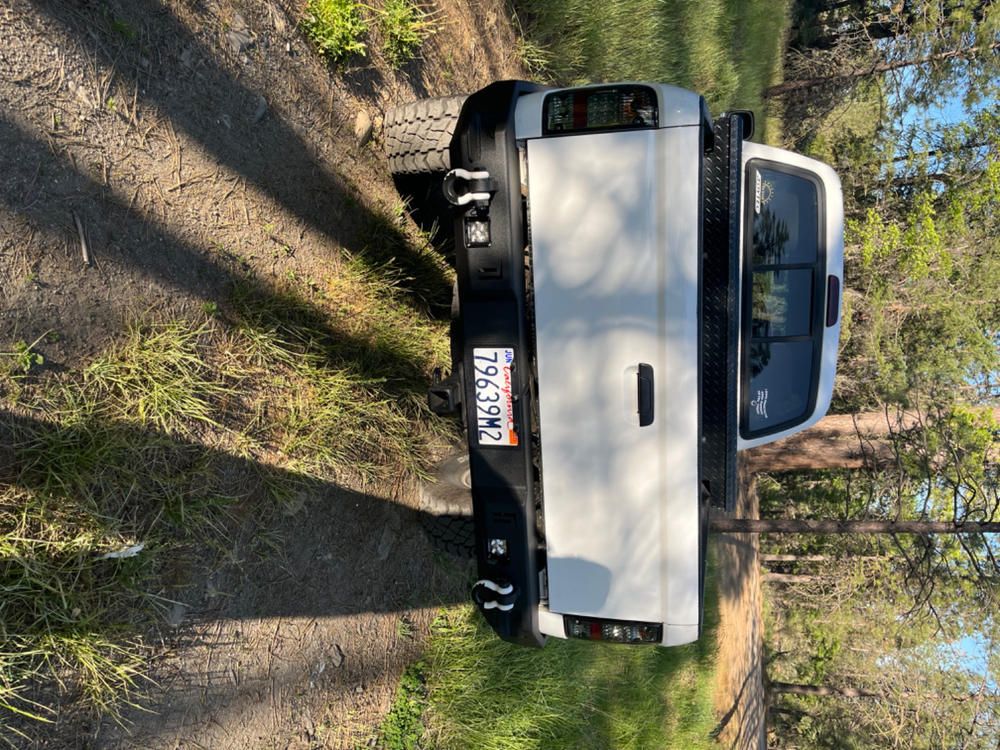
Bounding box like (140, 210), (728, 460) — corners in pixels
(741, 164), (824, 438)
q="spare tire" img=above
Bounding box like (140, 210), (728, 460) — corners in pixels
(384, 95), (468, 175)
(418, 452), (474, 557)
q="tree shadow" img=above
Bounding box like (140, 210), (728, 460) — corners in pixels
(20, 0), (452, 315)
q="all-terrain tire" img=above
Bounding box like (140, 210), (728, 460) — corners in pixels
(418, 453), (475, 557)
(384, 95), (468, 175)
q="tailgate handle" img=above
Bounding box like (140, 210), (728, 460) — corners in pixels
(637, 363), (654, 427)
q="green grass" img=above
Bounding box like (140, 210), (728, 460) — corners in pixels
(302, 0), (370, 61)
(377, 0), (436, 69)
(513, 0), (791, 141)
(421, 562), (720, 749)
(376, 661), (430, 750)
(0, 252), (451, 737)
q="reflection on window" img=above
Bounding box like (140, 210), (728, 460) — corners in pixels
(752, 210), (791, 266)
(751, 169), (818, 266)
(752, 270), (813, 338)
(742, 165), (822, 437)
(746, 341), (814, 433)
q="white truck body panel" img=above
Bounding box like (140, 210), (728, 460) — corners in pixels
(526, 127), (702, 641)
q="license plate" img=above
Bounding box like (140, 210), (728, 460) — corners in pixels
(473, 347), (518, 447)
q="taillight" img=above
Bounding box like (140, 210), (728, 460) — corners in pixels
(543, 85), (659, 135)
(564, 616), (663, 644)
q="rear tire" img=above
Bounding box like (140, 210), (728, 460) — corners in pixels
(385, 95), (468, 175)
(418, 453), (475, 557)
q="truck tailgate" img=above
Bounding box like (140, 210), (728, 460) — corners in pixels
(527, 127), (702, 638)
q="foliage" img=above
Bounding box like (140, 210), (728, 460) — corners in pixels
(377, 0), (435, 69)
(301, 0), (369, 61)
(377, 662), (430, 749)
(778, 0), (1000, 111)
(511, 0), (790, 136)
(2, 340), (43, 375)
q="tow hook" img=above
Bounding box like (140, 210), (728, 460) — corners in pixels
(472, 579), (517, 612)
(443, 168), (495, 207)
(428, 366), (462, 415)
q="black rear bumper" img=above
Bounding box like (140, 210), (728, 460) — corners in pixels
(449, 81), (547, 647)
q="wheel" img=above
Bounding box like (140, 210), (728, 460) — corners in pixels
(384, 95), (468, 175)
(418, 453), (475, 557)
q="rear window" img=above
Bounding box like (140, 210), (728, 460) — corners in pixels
(741, 164), (825, 438)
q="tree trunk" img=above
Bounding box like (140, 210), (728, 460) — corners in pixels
(765, 42), (1000, 98)
(771, 681), (988, 702)
(762, 572), (832, 584)
(711, 518), (1000, 534)
(771, 682), (878, 698)
(761, 554), (835, 563)
(743, 411), (906, 473)
(743, 406), (1000, 473)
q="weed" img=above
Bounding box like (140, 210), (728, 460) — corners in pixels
(201, 301), (219, 317)
(4, 340), (43, 375)
(301, 0), (369, 62)
(376, 0), (435, 69)
(111, 20), (135, 39)
(396, 616), (414, 639)
(376, 662), (428, 750)
(2, 331), (51, 375)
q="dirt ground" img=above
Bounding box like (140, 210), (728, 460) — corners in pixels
(712, 465), (766, 750)
(1, 1), (765, 746)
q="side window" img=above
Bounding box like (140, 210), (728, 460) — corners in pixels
(741, 164), (824, 438)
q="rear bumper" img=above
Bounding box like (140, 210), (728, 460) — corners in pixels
(449, 81), (547, 646)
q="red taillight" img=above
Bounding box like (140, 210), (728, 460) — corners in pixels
(565, 616), (663, 644)
(543, 86), (659, 135)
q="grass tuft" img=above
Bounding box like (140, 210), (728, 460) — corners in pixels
(377, 0), (436, 69)
(83, 319), (235, 435)
(376, 661), (429, 749)
(302, 0), (369, 61)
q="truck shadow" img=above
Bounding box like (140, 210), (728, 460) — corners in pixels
(1, 404), (472, 742)
(1, 407), (470, 621)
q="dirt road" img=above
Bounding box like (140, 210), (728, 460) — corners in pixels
(712, 468), (766, 750)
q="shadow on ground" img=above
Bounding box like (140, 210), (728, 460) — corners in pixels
(1, 404), (471, 746)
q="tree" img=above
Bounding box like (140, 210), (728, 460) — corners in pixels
(744, 407), (1000, 473)
(774, 1), (1000, 109)
(766, 41), (1000, 99)
(711, 518), (1000, 534)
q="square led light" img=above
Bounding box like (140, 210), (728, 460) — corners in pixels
(488, 538), (507, 558)
(465, 218), (491, 247)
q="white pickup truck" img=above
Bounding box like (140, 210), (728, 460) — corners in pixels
(386, 81), (844, 647)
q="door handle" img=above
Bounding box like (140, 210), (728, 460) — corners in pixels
(638, 363), (654, 426)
